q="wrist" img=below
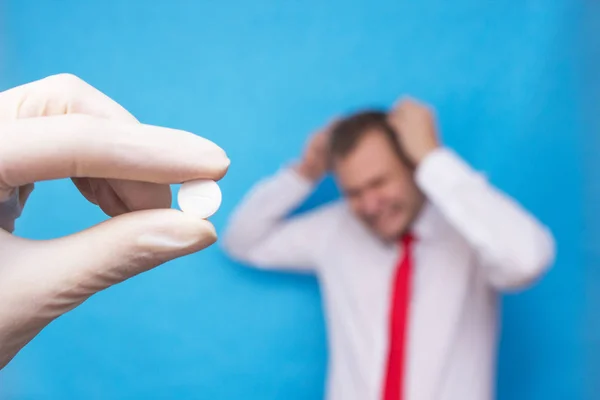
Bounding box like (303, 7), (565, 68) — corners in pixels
(413, 143), (440, 166)
(293, 162), (325, 183)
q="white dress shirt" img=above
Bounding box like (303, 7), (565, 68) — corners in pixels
(221, 148), (555, 400)
(0, 191), (22, 233)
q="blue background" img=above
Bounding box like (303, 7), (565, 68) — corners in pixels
(0, 1), (588, 399)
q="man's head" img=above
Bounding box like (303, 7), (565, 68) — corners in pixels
(328, 111), (425, 241)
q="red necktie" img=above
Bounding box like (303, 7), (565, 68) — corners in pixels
(382, 233), (415, 400)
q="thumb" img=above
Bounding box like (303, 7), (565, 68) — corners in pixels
(10, 209), (217, 316)
(0, 209), (216, 369)
(48, 209), (217, 298)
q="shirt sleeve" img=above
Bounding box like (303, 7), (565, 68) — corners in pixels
(415, 147), (556, 291)
(221, 167), (334, 273)
(0, 190), (22, 233)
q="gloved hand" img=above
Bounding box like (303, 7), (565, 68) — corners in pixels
(0, 74), (230, 369)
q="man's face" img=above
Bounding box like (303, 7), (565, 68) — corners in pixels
(332, 130), (424, 241)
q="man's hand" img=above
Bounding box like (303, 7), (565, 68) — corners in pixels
(294, 120), (336, 182)
(388, 97), (440, 166)
(0, 74), (229, 369)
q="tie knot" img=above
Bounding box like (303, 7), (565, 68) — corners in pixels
(401, 232), (414, 247)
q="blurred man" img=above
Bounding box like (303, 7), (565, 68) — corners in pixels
(221, 98), (555, 400)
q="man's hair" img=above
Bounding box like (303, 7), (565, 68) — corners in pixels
(328, 110), (413, 168)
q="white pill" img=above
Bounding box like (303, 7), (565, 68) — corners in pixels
(177, 179), (222, 219)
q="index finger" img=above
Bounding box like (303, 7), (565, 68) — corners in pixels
(0, 74), (165, 211)
(0, 115), (230, 188)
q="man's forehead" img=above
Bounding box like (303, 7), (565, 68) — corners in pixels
(336, 134), (399, 170)
(334, 156), (394, 191)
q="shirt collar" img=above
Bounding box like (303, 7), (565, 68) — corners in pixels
(409, 201), (439, 241)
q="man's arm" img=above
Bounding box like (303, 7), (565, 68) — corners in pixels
(416, 148), (555, 290)
(389, 97), (555, 291)
(221, 167), (333, 272)
(221, 122), (335, 272)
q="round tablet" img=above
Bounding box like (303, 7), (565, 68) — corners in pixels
(177, 179), (222, 219)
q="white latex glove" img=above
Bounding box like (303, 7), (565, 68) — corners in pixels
(0, 74), (230, 369)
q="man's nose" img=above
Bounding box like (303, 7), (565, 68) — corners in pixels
(361, 191), (381, 216)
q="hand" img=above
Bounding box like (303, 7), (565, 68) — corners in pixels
(388, 97), (440, 166)
(294, 120), (336, 182)
(0, 74), (230, 369)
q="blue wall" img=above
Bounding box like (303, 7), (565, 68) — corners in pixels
(0, 1), (586, 399)
(582, 1), (600, 399)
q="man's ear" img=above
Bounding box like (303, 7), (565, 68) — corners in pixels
(386, 124), (416, 171)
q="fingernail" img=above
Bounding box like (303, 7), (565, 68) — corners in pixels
(201, 142), (230, 171)
(197, 136), (227, 156)
(220, 155), (231, 169)
(137, 218), (217, 254)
